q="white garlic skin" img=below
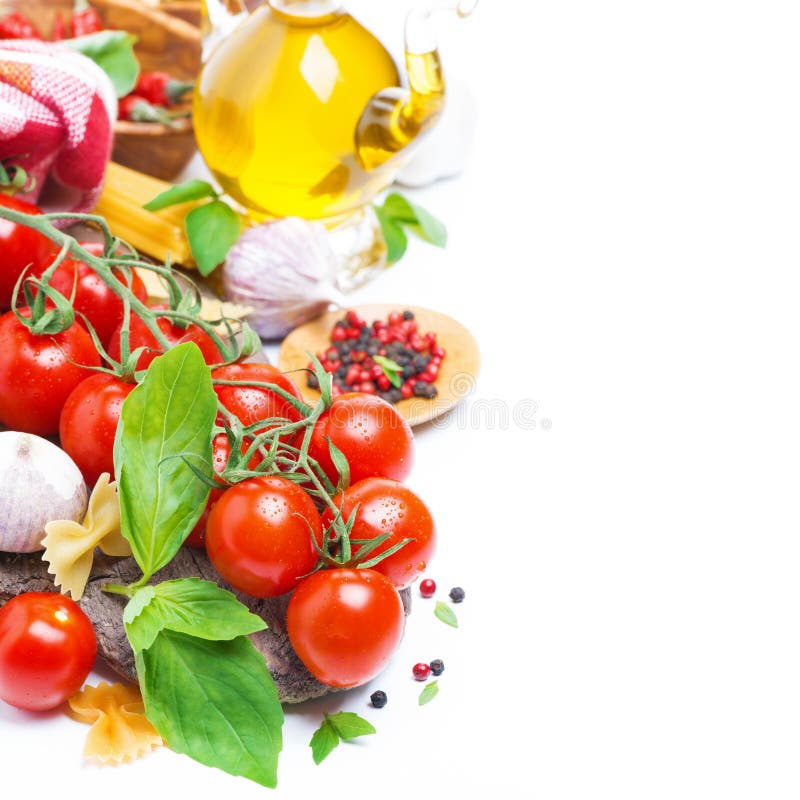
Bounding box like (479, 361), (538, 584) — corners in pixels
(0, 431), (88, 553)
(222, 217), (343, 340)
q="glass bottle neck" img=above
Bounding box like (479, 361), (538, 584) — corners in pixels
(267, 0), (344, 20)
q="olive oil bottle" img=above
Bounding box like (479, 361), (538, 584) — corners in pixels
(193, 0), (450, 222)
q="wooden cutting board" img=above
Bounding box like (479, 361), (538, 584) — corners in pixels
(277, 304), (481, 427)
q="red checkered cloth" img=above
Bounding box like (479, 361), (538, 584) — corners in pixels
(0, 38), (116, 217)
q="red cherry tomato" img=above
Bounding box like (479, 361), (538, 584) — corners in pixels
(59, 372), (136, 486)
(47, 248), (147, 344)
(107, 304), (223, 370)
(307, 393), (414, 487)
(323, 477), (436, 589)
(185, 433), (262, 548)
(205, 475), (323, 597)
(212, 363), (304, 436)
(286, 568), (405, 688)
(0, 194), (54, 310)
(0, 310), (101, 436)
(0, 592), (97, 711)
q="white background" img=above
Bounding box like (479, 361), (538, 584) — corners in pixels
(3, 1), (800, 798)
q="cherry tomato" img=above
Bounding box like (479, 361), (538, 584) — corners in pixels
(0, 592), (97, 711)
(307, 393), (414, 486)
(47, 247), (147, 345)
(212, 363), (304, 436)
(59, 372), (136, 486)
(0, 194), (54, 310)
(106, 304), (223, 370)
(286, 568), (405, 688)
(205, 475), (323, 597)
(323, 477), (436, 589)
(185, 433), (262, 548)
(0, 310), (101, 436)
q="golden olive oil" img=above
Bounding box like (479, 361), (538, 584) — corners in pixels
(193, 2), (445, 221)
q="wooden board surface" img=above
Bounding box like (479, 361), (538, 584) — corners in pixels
(277, 304), (481, 427)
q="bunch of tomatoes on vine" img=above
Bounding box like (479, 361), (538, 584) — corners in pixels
(0, 193), (437, 692)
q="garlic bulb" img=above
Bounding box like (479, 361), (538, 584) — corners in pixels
(222, 217), (344, 340)
(0, 431), (88, 553)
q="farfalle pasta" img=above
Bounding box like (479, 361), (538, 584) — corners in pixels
(42, 473), (131, 600)
(68, 682), (163, 764)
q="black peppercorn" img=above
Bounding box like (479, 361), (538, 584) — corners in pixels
(370, 690), (388, 708)
(449, 586), (465, 603)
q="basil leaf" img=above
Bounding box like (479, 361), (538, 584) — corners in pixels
(125, 578), (267, 653)
(310, 718), (339, 764)
(374, 204), (408, 264)
(122, 585), (156, 628)
(381, 193), (448, 247)
(434, 600), (459, 628)
(137, 629), (283, 788)
(373, 354), (403, 388)
(143, 180), (219, 212)
(375, 193), (447, 263)
(419, 680), (439, 705)
(185, 200), (242, 276)
(326, 711), (376, 740)
(115, 343), (217, 582)
(65, 31), (140, 98)
(310, 712), (375, 764)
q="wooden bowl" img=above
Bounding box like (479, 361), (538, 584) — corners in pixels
(24, 0), (202, 180)
(278, 304), (482, 427)
(112, 117), (196, 181)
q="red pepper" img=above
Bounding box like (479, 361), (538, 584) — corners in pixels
(52, 11), (69, 41)
(0, 10), (44, 40)
(118, 94), (181, 126)
(134, 71), (195, 107)
(71, 0), (103, 37)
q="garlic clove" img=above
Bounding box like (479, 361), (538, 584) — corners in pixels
(0, 431), (88, 553)
(222, 217), (344, 341)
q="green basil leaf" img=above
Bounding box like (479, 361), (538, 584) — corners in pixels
(115, 343), (217, 582)
(382, 193), (448, 246)
(185, 200), (242, 276)
(326, 711), (376, 741)
(136, 629), (283, 788)
(122, 585), (156, 628)
(125, 578), (266, 653)
(379, 192), (419, 224)
(124, 597), (163, 654)
(374, 204), (408, 264)
(310, 718), (339, 765)
(419, 680), (439, 705)
(373, 354), (403, 388)
(65, 31), (140, 98)
(376, 193), (448, 260)
(309, 712), (375, 764)
(434, 600), (459, 628)
(143, 180), (218, 212)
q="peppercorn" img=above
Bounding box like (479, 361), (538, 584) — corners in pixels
(370, 690), (387, 708)
(449, 586), (465, 603)
(429, 659), (445, 676)
(419, 578), (436, 598)
(310, 309), (445, 405)
(413, 381), (437, 399)
(412, 663), (431, 681)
